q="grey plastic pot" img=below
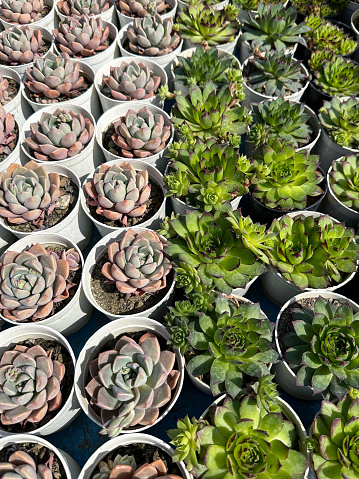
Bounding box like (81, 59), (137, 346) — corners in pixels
(0, 233), (93, 335)
(0, 324), (80, 436)
(183, 31), (241, 56)
(242, 58), (309, 108)
(177, 0), (228, 12)
(81, 159), (166, 237)
(0, 0), (55, 31)
(319, 161), (359, 228)
(20, 104), (98, 182)
(55, 0), (117, 25)
(0, 434), (80, 478)
(94, 56), (167, 110)
(273, 291), (359, 400)
(75, 318), (184, 435)
(260, 211), (358, 306)
(82, 226), (175, 320)
(116, 0), (177, 28)
(96, 102), (174, 173)
(79, 433), (191, 479)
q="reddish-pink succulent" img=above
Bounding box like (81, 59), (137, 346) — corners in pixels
(94, 456), (183, 479)
(0, 104), (17, 157)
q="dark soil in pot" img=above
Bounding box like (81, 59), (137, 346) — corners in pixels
(0, 77), (19, 106)
(0, 441), (66, 478)
(88, 178), (164, 228)
(5, 175), (79, 233)
(0, 38), (52, 67)
(0, 337), (74, 434)
(0, 121), (18, 163)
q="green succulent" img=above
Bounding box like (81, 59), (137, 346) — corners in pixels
(250, 141), (323, 210)
(311, 392), (359, 479)
(313, 55), (359, 97)
(330, 155), (359, 211)
(245, 49), (307, 97)
(171, 82), (252, 146)
(242, 3), (310, 54)
(266, 214), (359, 289)
(248, 98), (313, 149)
(319, 97), (359, 149)
(162, 208), (267, 294)
(234, 0), (283, 11)
(308, 49), (334, 72)
(293, 0), (348, 17)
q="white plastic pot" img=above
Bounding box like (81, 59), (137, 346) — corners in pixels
(22, 60), (102, 120)
(116, 0), (177, 28)
(54, 20), (118, 75)
(182, 31), (241, 55)
(20, 104), (98, 182)
(82, 227), (175, 320)
(260, 211), (358, 306)
(0, 324), (80, 436)
(118, 23), (183, 75)
(273, 291), (359, 400)
(177, 0), (228, 12)
(0, 233), (93, 335)
(238, 0), (289, 22)
(94, 56), (167, 111)
(0, 434), (80, 478)
(319, 161), (359, 228)
(0, 0), (55, 31)
(239, 39), (297, 64)
(170, 194), (241, 215)
(242, 58), (310, 108)
(0, 65), (22, 122)
(351, 8), (359, 38)
(96, 103), (174, 173)
(79, 433), (190, 479)
(55, 0), (117, 25)
(81, 159), (166, 237)
(75, 318), (184, 435)
(171, 47), (241, 96)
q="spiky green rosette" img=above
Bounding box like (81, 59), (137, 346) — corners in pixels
(312, 55), (359, 97)
(330, 155), (359, 212)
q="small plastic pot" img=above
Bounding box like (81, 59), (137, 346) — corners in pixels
(116, 0), (177, 28)
(0, 324), (80, 436)
(352, 8), (359, 38)
(340, 1), (359, 26)
(20, 104), (98, 182)
(75, 318), (184, 435)
(81, 159), (167, 237)
(55, 0), (116, 25)
(273, 291), (359, 400)
(82, 226), (175, 320)
(96, 102), (174, 173)
(0, 0), (55, 31)
(0, 434), (80, 478)
(177, 0), (228, 12)
(237, 0), (289, 22)
(94, 56), (167, 110)
(0, 233), (93, 335)
(182, 31), (241, 56)
(239, 39), (297, 65)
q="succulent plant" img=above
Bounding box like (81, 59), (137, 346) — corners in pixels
(318, 97), (359, 150)
(93, 454), (137, 479)
(250, 140), (324, 210)
(84, 162), (151, 225)
(24, 108), (94, 161)
(171, 82), (251, 146)
(311, 391), (359, 479)
(126, 12), (180, 57)
(312, 54), (359, 97)
(24, 52), (88, 103)
(167, 416), (204, 473)
(308, 48), (334, 72)
(234, 0), (284, 10)
(0, 450), (54, 478)
(103, 61), (161, 101)
(53, 15), (111, 58)
(248, 98), (313, 149)
(0, 343), (65, 426)
(293, 0), (348, 17)
(0, 161), (61, 226)
(108, 107), (171, 159)
(0, 104), (17, 158)
(304, 14), (357, 55)
(244, 49), (307, 97)
(330, 155), (359, 211)
(0, 26), (47, 66)
(174, 47), (244, 100)
(101, 229), (172, 297)
(57, 0), (111, 17)
(0, 242), (79, 320)
(266, 214), (359, 289)
(0, 0), (50, 25)
(174, 2), (240, 47)
(164, 139), (251, 212)
(284, 297), (359, 399)
(163, 208), (267, 295)
(85, 332), (180, 437)
(0, 71), (17, 107)
(117, 0), (169, 17)
(241, 3), (310, 54)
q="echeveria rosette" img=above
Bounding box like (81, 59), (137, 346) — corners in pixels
(57, 0), (111, 17)
(164, 209), (266, 295)
(0, 0), (48, 24)
(93, 456), (183, 479)
(187, 294), (278, 399)
(0, 343), (65, 427)
(0, 450), (54, 478)
(85, 332), (180, 438)
(284, 297), (359, 399)
(311, 393), (359, 479)
(117, 0), (168, 17)
(241, 2), (310, 53)
(330, 155), (359, 212)
(313, 55), (359, 97)
(0, 26), (44, 66)
(0, 104), (17, 157)
(250, 141), (324, 210)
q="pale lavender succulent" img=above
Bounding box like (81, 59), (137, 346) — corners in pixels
(57, 0), (111, 17)
(0, 26), (45, 66)
(0, 0), (49, 24)
(0, 450), (54, 478)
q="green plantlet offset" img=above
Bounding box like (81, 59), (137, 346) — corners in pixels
(330, 155), (359, 211)
(312, 54), (359, 97)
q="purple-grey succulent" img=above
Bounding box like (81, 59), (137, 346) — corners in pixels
(57, 0), (111, 17)
(117, 0), (168, 17)
(0, 450), (54, 478)
(93, 456), (183, 479)
(0, 26), (46, 66)
(0, 0), (50, 25)
(0, 104), (17, 157)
